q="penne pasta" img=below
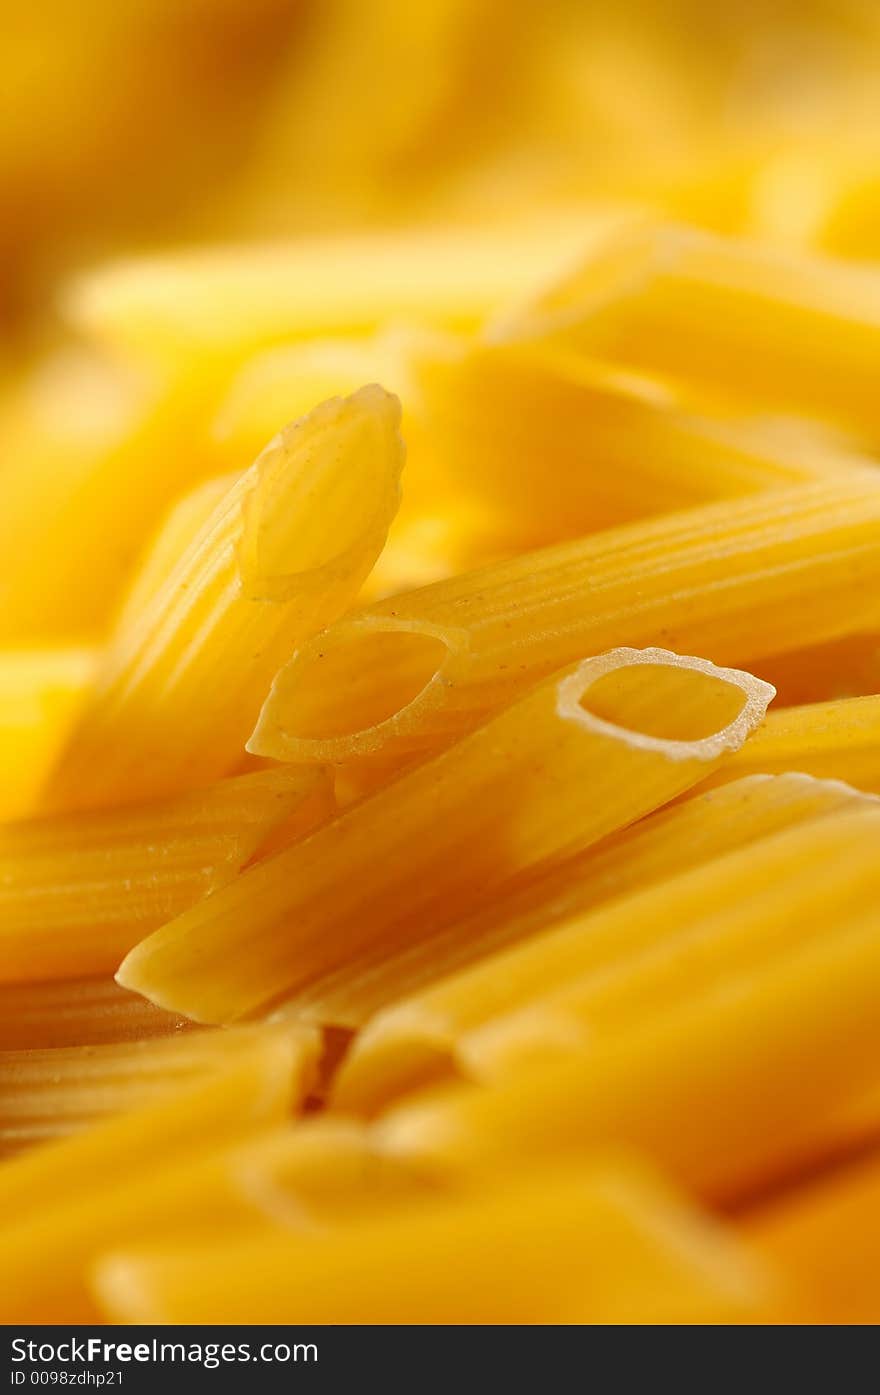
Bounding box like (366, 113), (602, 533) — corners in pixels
(0, 765), (331, 983)
(493, 219), (880, 441)
(249, 474), (880, 772)
(0, 978), (189, 1051)
(209, 1117), (438, 1227)
(0, 1024), (319, 1323)
(410, 335), (849, 547)
(324, 775), (870, 1049)
(43, 386), (403, 810)
(0, 1137), (280, 1325)
(333, 780), (879, 1110)
(0, 1116), (437, 1325)
(0, 1025), (315, 1219)
(459, 804), (880, 1081)
(0, 648), (96, 820)
(0, 1026), (306, 1156)
(11, 4), (880, 1331)
(376, 910), (880, 1204)
(65, 215), (613, 366)
(703, 693), (880, 794)
(210, 332), (497, 600)
(111, 473), (240, 635)
(93, 1156), (769, 1325)
(753, 631), (880, 707)
(743, 1149), (880, 1324)
(0, 351), (230, 643)
(117, 648), (772, 1025)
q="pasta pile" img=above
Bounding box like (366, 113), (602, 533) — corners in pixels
(6, 209), (880, 1327)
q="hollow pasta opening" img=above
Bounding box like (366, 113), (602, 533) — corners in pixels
(263, 623), (453, 746)
(579, 663), (748, 743)
(557, 648), (774, 761)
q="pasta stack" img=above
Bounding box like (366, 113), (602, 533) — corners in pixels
(6, 209), (880, 1328)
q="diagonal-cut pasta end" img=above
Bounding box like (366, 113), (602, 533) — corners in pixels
(561, 647), (776, 763)
(248, 614), (464, 763)
(236, 383), (405, 608)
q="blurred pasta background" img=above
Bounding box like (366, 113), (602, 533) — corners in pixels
(5, 0), (880, 1325)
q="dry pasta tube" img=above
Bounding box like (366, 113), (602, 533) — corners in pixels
(753, 632), (880, 707)
(743, 1149), (880, 1324)
(249, 474), (880, 772)
(325, 771), (866, 1050)
(493, 219), (880, 440)
(207, 331), (500, 600)
(333, 779), (878, 1111)
(0, 353), (230, 643)
(65, 213), (611, 366)
(460, 803), (880, 1081)
(111, 473), (240, 635)
(0, 1024), (316, 1156)
(210, 1117), (439, 1227)
(0, 1026), (319, 1324)
(93, 1155), (770, 1325)
(0, 1023), (316, 1223)
(409, 335), (848, 547)
(0, 1139), (275, 1324)
(118, 648), (772, 1025)
(376, 911), (880, 1204)
(0, 765), (331, 984)
(0, 978), (189, 1051)
(703, 693), (880, 795)
(0, 1117), (437, 1325)
(42, 385), (403, 811)
(0, 648), (96, 820)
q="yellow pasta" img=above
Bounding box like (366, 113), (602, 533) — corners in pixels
(210, 332), (493, 599)
(118, 648), (772, 1025)
(210, 337), (410, 474)
(0, 765), (331, 983)
(0, 1031), (314, 1225)
(0, 978), (188, 1051)
(323, 775), (870, 1049)
(0, 1140), (275, 1325)
(744, 1150), (880, 1324)
(377, 910), (880, 1203)
(93, 1156), (769, 1325)
(703, 693), (880, 794)
(754, 632), (880, 707)
(0, 1116), (439, 1325)
(0, 352), (230, 643)
(249, 473), (880, 772)
(410, 335), (849, 548)
(65, 214), (616, 366)
(111, 473), (240, 634)
(43, 385), (403, 810)
(459, 804), (880, 1081)
(0, 648), (96, 820)
(0, 1024), (316, 1156)
(334, 779), (878, 1110)
(10, 1), (880, 1332)
(495, 219), (880, 441)
(237, 0), (509, 232)
(0, 1024), (318, 1323)
(208, 1117), (437, 1225)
